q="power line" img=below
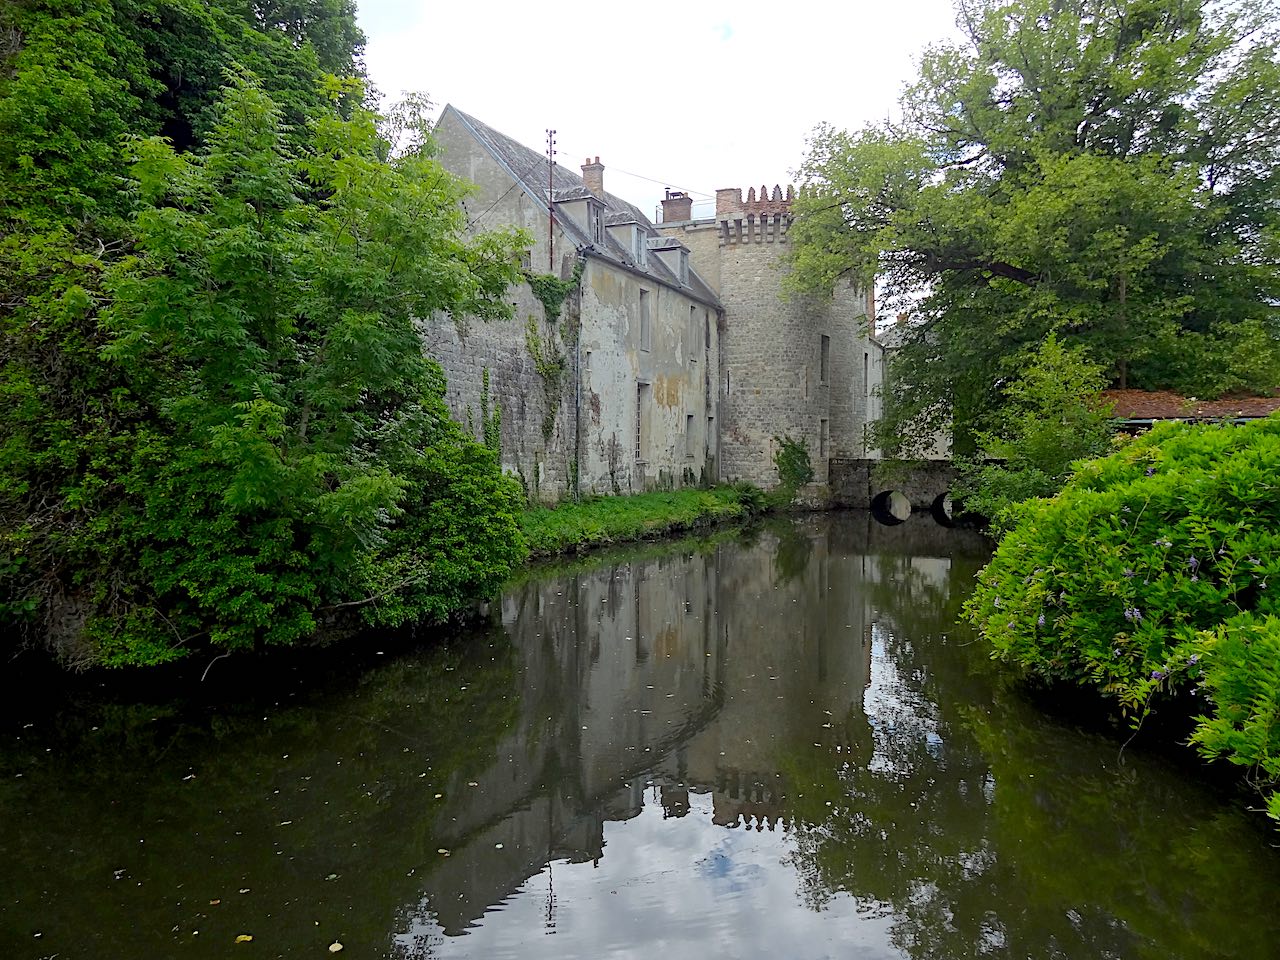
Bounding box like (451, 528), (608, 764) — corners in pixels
(556, 141), (716, 198)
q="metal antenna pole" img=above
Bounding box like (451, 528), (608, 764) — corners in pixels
(546, 129), (557, 271)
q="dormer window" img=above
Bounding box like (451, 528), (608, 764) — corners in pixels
(633, 226), (647, 267)
(589, 203), (604, 244)
(677, 249), (689, 284)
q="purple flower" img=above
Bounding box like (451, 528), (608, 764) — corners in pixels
(1151, 669), (1166, 681)
(1154, 538), (1172, 548)
(1145, 467), (1156, 476)
(1037, 612), (1046, 627)
(1188, 556), (1200, 573)
(1190, 575), (1199, 583)
(1188, 654), (1200, 665)
(1123, 568), (1136, 579)
(993, 596), (1002, 609)
(1124, 606), (1143, 623)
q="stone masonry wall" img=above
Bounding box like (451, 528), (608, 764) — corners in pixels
(660, 190), (876, 491)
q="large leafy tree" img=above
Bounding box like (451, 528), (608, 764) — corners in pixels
(789, 0), (1280, 456)
(1, 1), (529, 667)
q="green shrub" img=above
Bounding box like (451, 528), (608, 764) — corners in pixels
(773, 434), (814, 498)
(963, 415), (1280, 820)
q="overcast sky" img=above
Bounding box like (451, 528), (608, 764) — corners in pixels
(357, 0), (963, 219)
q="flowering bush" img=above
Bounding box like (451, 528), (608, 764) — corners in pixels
(964, 415), (1280, 820)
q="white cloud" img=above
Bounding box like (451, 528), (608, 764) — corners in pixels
(359, 0), (962, 216)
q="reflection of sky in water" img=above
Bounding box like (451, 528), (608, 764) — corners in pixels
(9, 515), (1280, 960)
(864, 624), (944, 776)
(403, 792), (900, 960)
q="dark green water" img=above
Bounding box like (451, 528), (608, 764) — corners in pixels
(3, 513), (1280, 959)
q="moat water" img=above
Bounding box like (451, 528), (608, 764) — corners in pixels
(4, 513), (1280, 959)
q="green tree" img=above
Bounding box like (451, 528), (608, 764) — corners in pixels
(789, 0), (1280, 456)
(954, 335), (1114, 532)
(4, 70), (527, 666)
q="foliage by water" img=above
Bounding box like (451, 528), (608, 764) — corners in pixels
(0, 2), (527, 667)
(964, 416), (1280, 821)
(954, 336), (1116, 533)
(520, 487), (762, 557)
(772, 434), (815, 501)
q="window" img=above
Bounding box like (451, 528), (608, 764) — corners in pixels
(639, 289), (651, 351)
(686, 414), (695, 458)
(589, 204), (604, 244)
(678, 250), (689, 283)
(633, 227), (647, 267)
(863, 352), (870, 396)
(820, 418), (830, 459)
(519, 248), (532, 271)
(688, 305), (699, 362)
(635, 382), (650, 461)
(820, 335), (831, 384)
(707, 416), (715, 456)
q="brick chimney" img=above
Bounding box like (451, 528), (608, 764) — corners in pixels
(661, 189), (692, 222)
(582, 156), (604, 198)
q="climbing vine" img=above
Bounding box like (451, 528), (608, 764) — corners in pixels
(524, 258), (584, 323)
(520, 256), (584, 445)
(525, 316), (566, 441)
(480, 367), (501, 458)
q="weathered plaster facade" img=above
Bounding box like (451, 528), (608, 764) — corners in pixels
(429, 107), (883, 501)
(429, 107), (721, 501)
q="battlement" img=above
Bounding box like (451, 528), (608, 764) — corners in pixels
(715, 184), (794, 244)
(715, 184), (794, 219)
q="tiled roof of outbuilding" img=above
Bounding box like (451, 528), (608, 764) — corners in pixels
(439, 105), (720, 309)
(1103, 389), (1280, 421)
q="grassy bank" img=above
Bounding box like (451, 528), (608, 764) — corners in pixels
(520, 487), (764, 558)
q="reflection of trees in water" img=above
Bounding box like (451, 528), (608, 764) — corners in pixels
(0, 632), (523, 958)
(775, 557), (1280, 960)
(769, 517), (814, 584)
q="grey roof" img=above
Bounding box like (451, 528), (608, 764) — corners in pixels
(647, 236), (685, 250)
(553, 185), (595, 202)
(439, 105), (720, 309)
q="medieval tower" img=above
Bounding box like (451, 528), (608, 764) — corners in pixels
(658, 186), (879, 489)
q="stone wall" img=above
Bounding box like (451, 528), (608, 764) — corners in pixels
(660, 189), (877, 490)
(829, 458), (958, 511)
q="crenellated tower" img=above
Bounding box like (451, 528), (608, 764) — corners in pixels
(659, 183), (875, 490)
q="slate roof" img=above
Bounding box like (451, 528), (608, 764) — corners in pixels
(439, 105), (720, 309)
(1102, 389), (1280, 421)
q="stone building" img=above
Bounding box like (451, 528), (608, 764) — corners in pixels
(428, 106), (883, 500)
(657, 187), (883, 488)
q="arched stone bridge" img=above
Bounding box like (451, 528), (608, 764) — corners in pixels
(828, 458), (958, 523)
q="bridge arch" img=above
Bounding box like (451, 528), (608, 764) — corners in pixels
(870, 490), (912, 525)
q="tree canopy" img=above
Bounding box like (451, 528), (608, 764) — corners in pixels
(789, 0), (1280, 456)
(1, 1), (529, 667)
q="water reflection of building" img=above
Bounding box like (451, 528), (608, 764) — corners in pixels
(397, 514), (987, 944)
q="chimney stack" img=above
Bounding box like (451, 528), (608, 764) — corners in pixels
(582, 156), (604, 198)
(661, 189), (693, 223)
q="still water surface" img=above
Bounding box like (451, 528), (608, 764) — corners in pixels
(3, 514), (1280, 959)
